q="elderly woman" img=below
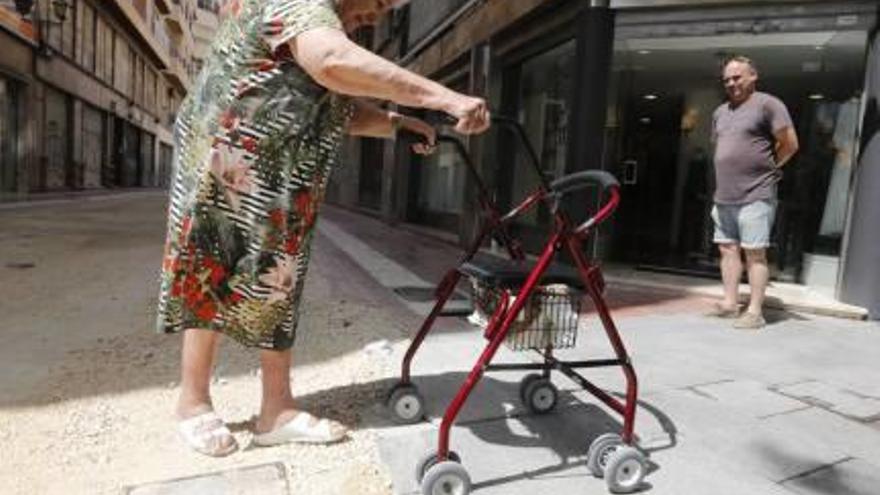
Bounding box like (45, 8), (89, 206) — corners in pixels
(156, 0), (490, 456)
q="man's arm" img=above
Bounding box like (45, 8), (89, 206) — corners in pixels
(774, 126), (799, 168)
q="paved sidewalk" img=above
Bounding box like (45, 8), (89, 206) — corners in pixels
(318, 205), (880, 495)
(3, 192), (877, 495)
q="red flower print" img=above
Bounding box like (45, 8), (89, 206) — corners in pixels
(203, 258), (226, 288)
(219, 110), (240, 131)
(241, 136), (259, 153)
(185, 288), (202, 309)
(195, 299), (218, 321)
(268, 209), (285, 228)
(294, 191), (316, 227)
(284, 235), (300, 255)
(210, 266), (225, 287)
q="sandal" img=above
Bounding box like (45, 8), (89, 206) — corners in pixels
(252, 411), (348, 446)
(704, 302), (740, 319)
(178, 411), (239, 457)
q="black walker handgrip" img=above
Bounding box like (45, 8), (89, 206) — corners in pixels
(549, 170), (620, 195)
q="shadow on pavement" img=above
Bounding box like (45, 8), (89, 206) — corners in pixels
(755, 442), (875, 495)
(287, 371), (676, 494)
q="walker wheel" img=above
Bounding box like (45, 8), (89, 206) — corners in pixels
(420, 460), (471, 495)
(518, 373), (543, 404)
(604, 446), (647, 494)
(522, 377), (558, 414)
(386, 383), (425, 425)
(415, 450), (462, 483)
(586, 433), (623, 478)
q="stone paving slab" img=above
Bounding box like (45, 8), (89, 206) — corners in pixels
(123, 462), (288, 495)
(377, 406), (622, 495)
(635, 387), (851, 483)
(760, 407), (880, 463)
(773, 380), (880, 422)
(691, 379), (807, 419)
(781, 458), (880, 495)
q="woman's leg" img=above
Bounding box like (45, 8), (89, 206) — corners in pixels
(176, 328), (238, 455)
(255, 348), (297, 432)
(255, 348), (347, 441)
(177, 328), (222, 418)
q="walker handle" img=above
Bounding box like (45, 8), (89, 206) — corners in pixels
(550, 170), (619, 194)
(549, 171), (621, 234)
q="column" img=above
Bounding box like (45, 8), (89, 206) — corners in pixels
(565, 0), (615, 256)
(840, 27), (880, 318)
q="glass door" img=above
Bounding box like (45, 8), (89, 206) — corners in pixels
(608, 2), (875, 286)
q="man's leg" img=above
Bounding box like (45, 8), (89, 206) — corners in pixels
(718, 243), (743, 311)
(743, 248), (769, 317)
(178, 328), (222, 418)
(733, 200), (775, 329)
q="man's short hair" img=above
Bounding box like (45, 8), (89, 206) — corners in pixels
(722, 55), (758, 75)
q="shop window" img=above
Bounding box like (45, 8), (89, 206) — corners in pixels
(511, 40), (576, 227)
(607, 3), (874, 289)
(409, 78), (470, 232)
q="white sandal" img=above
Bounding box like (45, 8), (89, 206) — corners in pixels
(178, 411), (239, 457)
(252, 412), (348, 446)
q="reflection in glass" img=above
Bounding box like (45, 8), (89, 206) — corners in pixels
(513, 41), (575, 226)
(607, 25), (870, 288)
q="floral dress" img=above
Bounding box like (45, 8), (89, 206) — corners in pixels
(156, 0), (350, 350)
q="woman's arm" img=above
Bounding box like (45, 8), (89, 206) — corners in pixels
(346, 100), (397, 138)
(347, 100), (437, 154)
(288, 28), (488, 134)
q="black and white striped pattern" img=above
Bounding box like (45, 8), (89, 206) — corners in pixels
(156, 0), (350, 350)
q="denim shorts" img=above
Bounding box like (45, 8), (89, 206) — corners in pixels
(711, 200), (777, 249)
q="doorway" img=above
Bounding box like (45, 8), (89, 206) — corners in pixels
(608, 2), (875, 285)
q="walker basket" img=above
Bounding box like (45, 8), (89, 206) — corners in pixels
(471, 281), (581, 351)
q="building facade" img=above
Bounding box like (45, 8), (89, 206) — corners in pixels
(0, 0), (198, 199)
(327, 0), (880, 317)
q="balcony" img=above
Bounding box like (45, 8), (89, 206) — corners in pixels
(110, 0), (171, 70)
(162, 48), (191, 90)
(164, 1), (185, 36)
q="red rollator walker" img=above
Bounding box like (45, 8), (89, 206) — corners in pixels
(386, 116), (647, 494)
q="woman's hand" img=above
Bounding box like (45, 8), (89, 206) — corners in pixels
(446, 95), (491, 135)
(394, 114), (437, 155)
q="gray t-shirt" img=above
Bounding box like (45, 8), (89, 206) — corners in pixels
(712, 91), (794, 204)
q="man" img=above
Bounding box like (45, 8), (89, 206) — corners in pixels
(708, 56), (799, 329)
